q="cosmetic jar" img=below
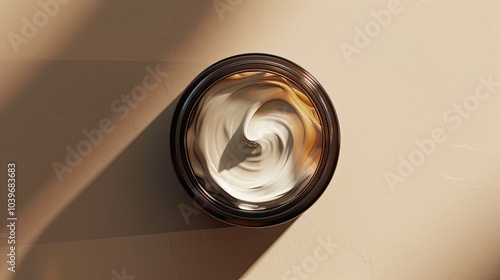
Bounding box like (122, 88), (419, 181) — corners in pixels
(171, 54), (340, 227)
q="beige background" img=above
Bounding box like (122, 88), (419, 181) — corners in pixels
(0, 0), (499, 279)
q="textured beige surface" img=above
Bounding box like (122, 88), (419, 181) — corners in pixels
(0, 0), (499, 279)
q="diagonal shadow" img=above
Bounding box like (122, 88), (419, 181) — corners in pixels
(14, 88), (295, 280)
(36, 93), (227, 243)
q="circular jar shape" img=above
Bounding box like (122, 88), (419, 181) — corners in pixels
(171, 54), (340, 227)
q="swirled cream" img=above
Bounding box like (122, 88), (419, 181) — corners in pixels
(187, 71), (322, 210)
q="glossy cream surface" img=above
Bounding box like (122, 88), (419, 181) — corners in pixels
(187, 71), (322, 210)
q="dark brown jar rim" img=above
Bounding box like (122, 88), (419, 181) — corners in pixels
(170, 53), (340, 227)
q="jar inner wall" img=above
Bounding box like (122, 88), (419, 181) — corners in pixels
(186, 71), (323, 211)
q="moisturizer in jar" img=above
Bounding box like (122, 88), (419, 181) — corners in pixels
(171, 54), (340, 227)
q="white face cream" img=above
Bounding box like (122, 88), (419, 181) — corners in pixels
(186, 71), (323, 210)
